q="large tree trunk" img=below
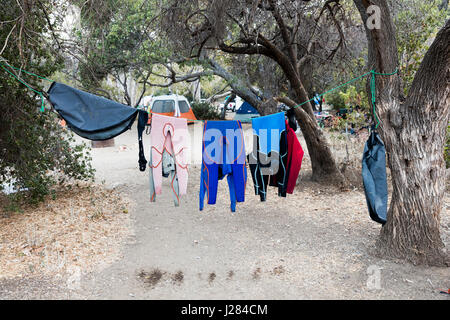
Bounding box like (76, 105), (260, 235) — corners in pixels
(354, 0), (450, 266)
(280, 60), (346, 184)
(216, 32), (346, 185)
(294, 108), (344, 184)
(278, 96), (346, 185)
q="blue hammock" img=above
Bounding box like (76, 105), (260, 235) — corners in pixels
(48, 82), (137, 141)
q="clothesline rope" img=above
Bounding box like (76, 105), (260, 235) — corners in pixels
(0, 62), (48, 112)
(0, 60), (398, 124)
(2, 61), (54, 82)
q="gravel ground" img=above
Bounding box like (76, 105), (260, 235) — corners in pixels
(1, 123), (449, 300)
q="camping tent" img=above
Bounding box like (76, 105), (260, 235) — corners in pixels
(233, 101), (260, 123)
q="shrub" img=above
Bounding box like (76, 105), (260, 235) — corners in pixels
(0, 2), (95, 209)
(329, 110), (369, 132)
(191, 102), (221, 120)
(325, 85), (368, 111)
(325, 90), (346, 110)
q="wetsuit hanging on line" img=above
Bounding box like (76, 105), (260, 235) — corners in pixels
(248, 112), (287, 201)
(148, 113), (189, 205)
(199, 120), (247, 212)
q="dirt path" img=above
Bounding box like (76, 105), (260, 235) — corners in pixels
(1, 125), (449, 299)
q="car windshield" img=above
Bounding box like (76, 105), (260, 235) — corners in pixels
(178, 100), (190, 113)
(152, 100), (175, 113)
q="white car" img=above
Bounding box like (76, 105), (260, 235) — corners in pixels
(141, 94), (197, 121)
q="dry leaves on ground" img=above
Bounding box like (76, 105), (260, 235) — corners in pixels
(0, 183), (133, 279)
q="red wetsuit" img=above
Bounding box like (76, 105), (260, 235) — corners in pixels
(285, 120), (304, 194)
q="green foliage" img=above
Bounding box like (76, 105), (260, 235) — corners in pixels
(200, 76), (229, 99)
(73, 0), (171, 100)
(339, 86), (368, 109)
(184, 92), (194, 102)
(325, 85), (368, 111)
(329, 110), (369, 132)
(0, 1), (94, 209)
(395, 0), (449, 94)
(325, 90), (346, 109)
(191, 102), (221, 120)
(153, 87), (171, 96)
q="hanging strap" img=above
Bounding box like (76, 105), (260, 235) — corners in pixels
(137, 110), (149, 171)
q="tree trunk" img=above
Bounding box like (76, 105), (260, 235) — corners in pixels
(211, 53), (347, 186)
(289, 80), (345, 184)
(261, 35), (346, 184)
(192, 66), (202, 102)
(278, 96), (346, 185)
(295, 109), (344, 184)
(354, 0), (450, 266)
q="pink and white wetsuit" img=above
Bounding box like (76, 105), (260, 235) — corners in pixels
(149, 114), (189, 203)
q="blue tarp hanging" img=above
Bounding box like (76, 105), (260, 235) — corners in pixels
(362, 130), (388, 225)
(48, 82), (138, 141)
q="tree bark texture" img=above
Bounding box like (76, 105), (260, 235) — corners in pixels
(354, 0), (450, 265)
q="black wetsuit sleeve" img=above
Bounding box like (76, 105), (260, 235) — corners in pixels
(277, 130), (288, 197)
(137, 110), (148, 171)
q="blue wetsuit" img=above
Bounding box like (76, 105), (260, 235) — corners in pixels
(199, 120), (247, 212)
(248, 112), (287, 201)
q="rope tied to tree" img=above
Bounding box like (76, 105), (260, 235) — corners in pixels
(0, 60), (53, 112)
(369, 68), (399, 128)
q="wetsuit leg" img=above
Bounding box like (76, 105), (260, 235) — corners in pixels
(232, 121), (247, 204)
(221, 154), (243, 213)
(149, 152), (156, 202)
(258, 153), (270, 201)
(229, 123), (247, 207)
(248, 134), (259, 196)
(226, 173), (237, 212)
(200, 159), (219, 210)
(207, 162), (219, 205)
(199, 162), (207, 211)
(248, 135), (269, 201)
(232, 163), (247, 202)
(170, 169), (180, 207)
(275, 130), (288, 197)
(248, 153), (258, 195)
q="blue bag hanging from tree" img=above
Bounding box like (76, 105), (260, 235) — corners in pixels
(362, 129), (388, 225)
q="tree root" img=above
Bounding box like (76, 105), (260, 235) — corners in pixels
(375, 236), (450, 267)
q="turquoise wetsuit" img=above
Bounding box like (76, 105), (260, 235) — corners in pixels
(248, 112), (287, 201)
